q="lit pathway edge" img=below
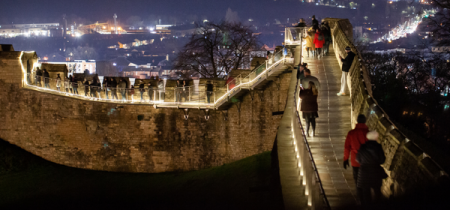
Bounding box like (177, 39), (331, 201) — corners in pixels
(277, 63), (330, 209)
(20, 51), (292, 109)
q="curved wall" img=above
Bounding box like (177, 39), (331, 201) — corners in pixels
(0, 52), (292, 173)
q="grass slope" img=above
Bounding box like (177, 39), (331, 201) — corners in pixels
(0, 139), (283, 210)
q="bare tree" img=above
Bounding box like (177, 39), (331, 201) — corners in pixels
(173, 22), (259, 78)
(363, 51), (450, 143)
(431, 0), (450, 44)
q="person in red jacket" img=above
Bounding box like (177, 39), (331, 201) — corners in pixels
(343, 114), (369, 203)
(313, 28), (325, 57)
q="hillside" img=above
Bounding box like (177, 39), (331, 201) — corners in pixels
(0, 139), (283, 210)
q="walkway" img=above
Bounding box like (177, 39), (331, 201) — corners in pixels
(304, 47), (356, 208)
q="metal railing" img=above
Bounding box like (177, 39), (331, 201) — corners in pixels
(292, 76), (330, 209)
(25, 53), (290, 108)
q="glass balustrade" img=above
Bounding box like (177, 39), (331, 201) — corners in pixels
(25, 54), (286, 107)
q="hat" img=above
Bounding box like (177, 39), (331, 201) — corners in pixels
(345, 46), (351, 51)
(366, 131), (379, 141)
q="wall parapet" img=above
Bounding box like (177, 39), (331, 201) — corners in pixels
(326, 18), (449, 197)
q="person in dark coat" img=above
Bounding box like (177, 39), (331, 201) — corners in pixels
(343, 114), (369, 203)
(176, 79), (184, 102)
(356, 131), (387, 206)
(147, 82), (153, 102)
(295, 18), (307, 27)
(321, 20), (331, 55)
(90, 79), (97, 98)
(72, 76), (78, 95)
(297, 63), (307, 82)
(83, 79), (90, 97)
(110, 78), (118, 100)
(103, 78), (109, 99)
(138, 80), (145, 102)
(337, 46), (356, 96)
(299, 81), (318, 137)
(206, 81), (214, 103)
(43, 69), (50, 89)
(311, 15), (319, 29)
(35, 67), (42, 86)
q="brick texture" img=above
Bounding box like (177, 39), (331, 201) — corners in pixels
(0, 53), (291, 173)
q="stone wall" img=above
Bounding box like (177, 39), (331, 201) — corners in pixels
(326, 18), (448, 198)
(0, 51), (291, 173)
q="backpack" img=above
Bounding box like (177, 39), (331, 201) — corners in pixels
(318, 33), (324, 41)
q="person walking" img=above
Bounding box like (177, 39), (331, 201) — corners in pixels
(343, 114), (369, 204)
(96, 79), (102, 98)
(311, 15), (319, 29)
(356, 131), (387, 206)
(176, 79), (184, 102)
(206, 81), (213, 103)
(138, 80), (145, 102)
(103, 78), (109, 99)
(321, 20), (332, 55)
(83, 79), (90, 97)
(68, 75), (73, 93)
(299, 81), (318, 137)
(64, 76), (70, 93)
(297, 63), (307, 82)
(157, 78), (165, 101)
(72, 76), (78, 95)
(118, 78), (127, 101)
(110, 78), (118, 100)
(56, 74), (62, 91)
(301, 69), (321, 93)
(305, 30), (316, 57)
(90, 79), (97, 98)
(337, 46), (356, 96)
(129, 85), (135, 102)
(35, 67), (42, 86)
(313, 29), (325, 58)
(147, 82), (153, 102)
(43, 69), (50, 89)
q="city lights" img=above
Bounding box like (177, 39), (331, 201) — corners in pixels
(372, 9), (436, 44)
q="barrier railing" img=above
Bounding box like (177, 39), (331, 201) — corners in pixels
(285, 27), (307, 45)
(328, 18), (449, 197)
(25, 53), (289, 108)
(292, 75), (330, 209)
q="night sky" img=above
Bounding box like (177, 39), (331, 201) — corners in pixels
(0, 0), (357, 24)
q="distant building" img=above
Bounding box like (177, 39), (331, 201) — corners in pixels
(0, 23), (60, 37)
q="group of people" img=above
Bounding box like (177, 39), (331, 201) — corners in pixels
(34, 67), (51, 88)
(295, 15), (332, 58)
(343, 115), (387, 206)
(137, 78), (165, 102)
(295, 27), (382, 205)
(29, 70), (217, 104)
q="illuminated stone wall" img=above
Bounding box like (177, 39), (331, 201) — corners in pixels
(0, 51), (291, 173)
(326, 18), (447, 198)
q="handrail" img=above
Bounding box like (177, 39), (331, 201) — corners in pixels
(329, 18), (449, 190)
(293, 77), (330, 209)
(22, 51), (290, 109)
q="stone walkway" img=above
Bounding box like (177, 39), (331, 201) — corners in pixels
(303, 47), (357, 208)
